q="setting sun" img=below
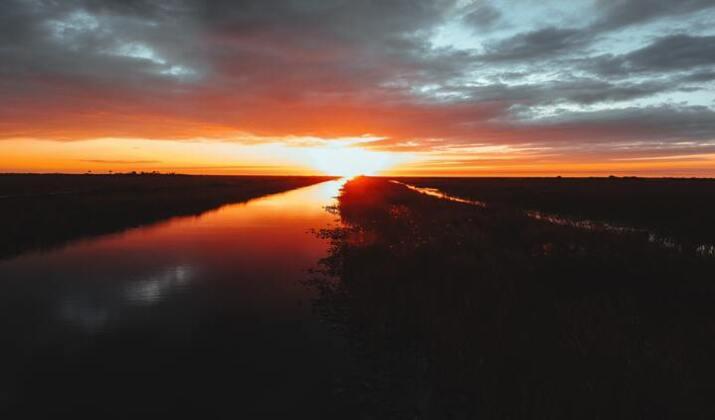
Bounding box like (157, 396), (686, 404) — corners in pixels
(308, 146), (398, 177)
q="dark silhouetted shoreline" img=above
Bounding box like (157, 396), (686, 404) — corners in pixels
(0, 173), (335, 260)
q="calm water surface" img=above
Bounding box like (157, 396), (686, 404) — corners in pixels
(0, 180), (353, 417)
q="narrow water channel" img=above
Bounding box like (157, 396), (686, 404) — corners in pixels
(0, 179), (354, 416)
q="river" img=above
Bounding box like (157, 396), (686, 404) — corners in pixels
(0, 179), (355, 417)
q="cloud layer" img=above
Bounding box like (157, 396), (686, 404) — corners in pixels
(1, 0), (714, 173)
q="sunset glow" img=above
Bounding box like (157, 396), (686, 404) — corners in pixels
(1, 1), (714, 176)
(308, 147), (402, 177)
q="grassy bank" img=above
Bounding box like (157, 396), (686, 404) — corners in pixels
(0, 174), (334, 260)
(396, 177), (715, 246)
(312, 177), (715, 418)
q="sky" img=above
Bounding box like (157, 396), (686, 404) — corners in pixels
(1, 0), (714, 176)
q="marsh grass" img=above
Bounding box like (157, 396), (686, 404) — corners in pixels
(310, 177), (715, 418)
(397, 176), (715, 247)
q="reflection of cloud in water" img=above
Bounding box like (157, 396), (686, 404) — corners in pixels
(124, 265), (193, 305)
(59, 265), (194, 332)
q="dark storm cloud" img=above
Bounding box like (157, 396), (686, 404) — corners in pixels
(460, 78), (674, 105)
(684, 70), (715, 83)
(520, 105), (715, 143)
(619, 34), (715, 72)
(589, 34), (715, 77)
(0, 1), (462, 101)
(0, 0), (202, 90)
(462, 2), (501, 30)
(194, 0), (468, 96)
(201, 0), (452, 39)
(0, 0), (714, 161)
(593, 0), (715, 31)
(469, 1), (715, 72)
(480, 27), (589, 61)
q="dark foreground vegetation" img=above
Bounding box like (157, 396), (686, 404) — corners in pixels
(0, 173), (333, 260)
(312, 177), (715, 418)
(398, 177), (715, 246)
